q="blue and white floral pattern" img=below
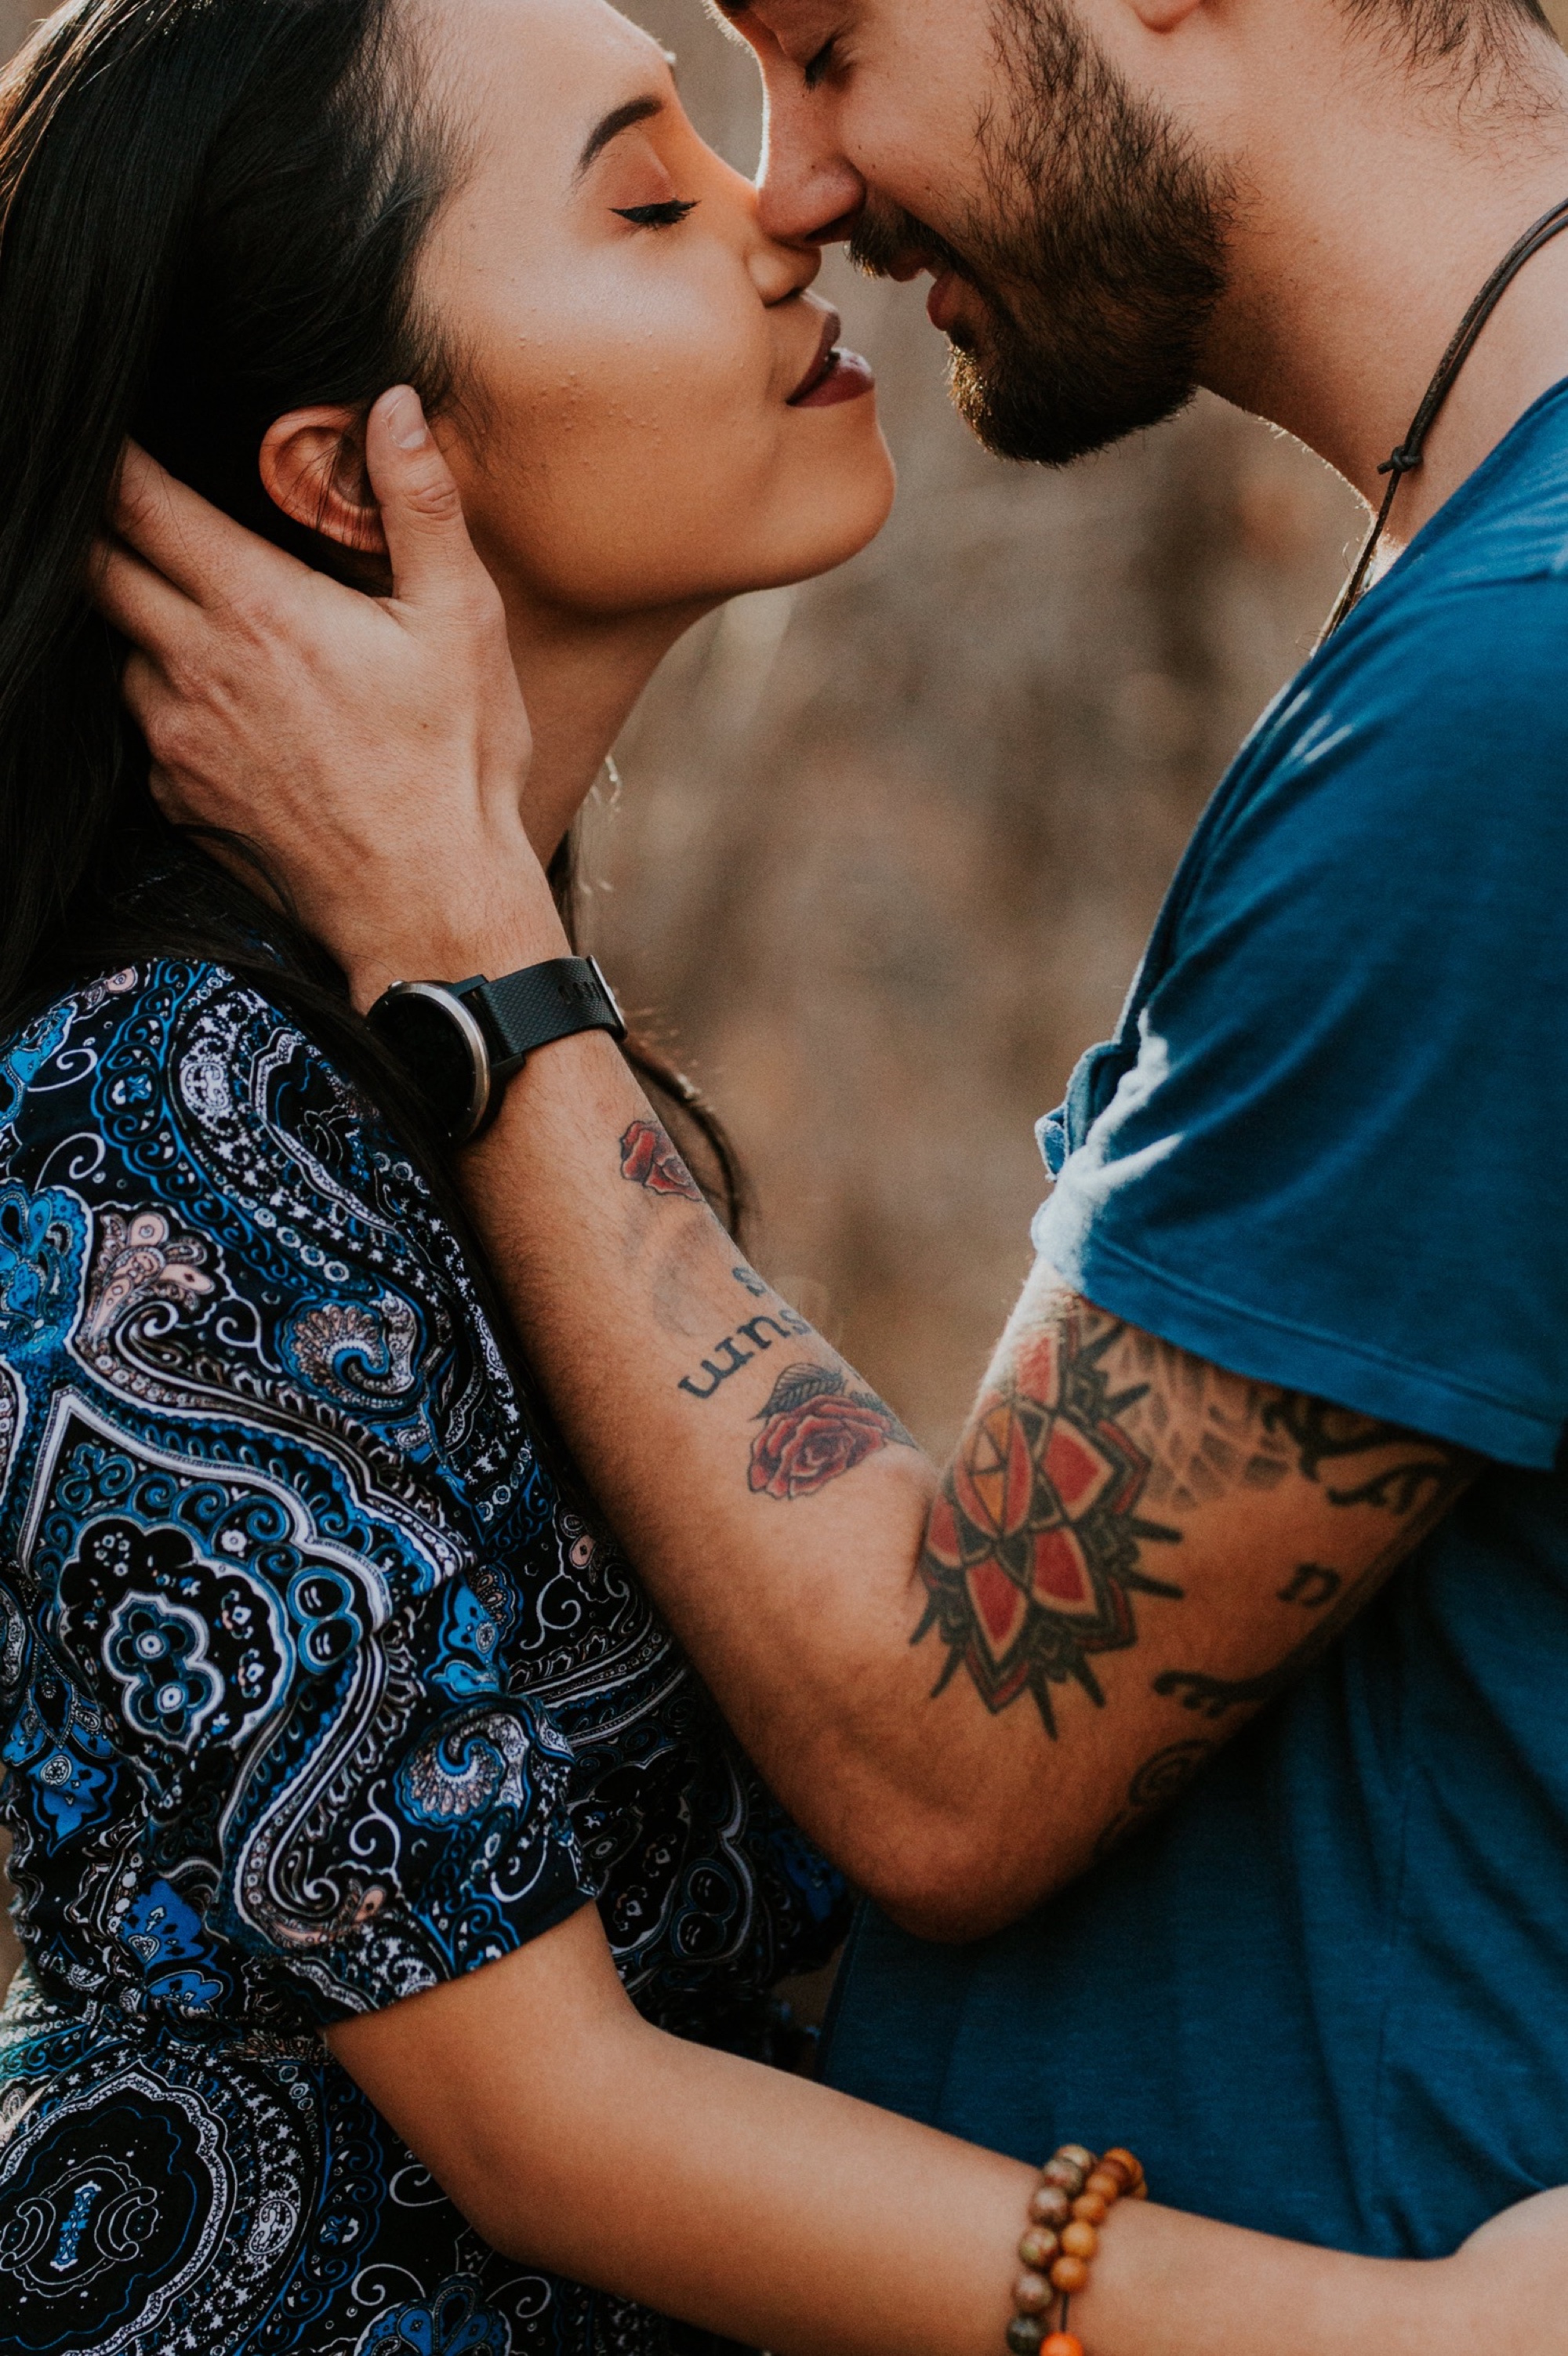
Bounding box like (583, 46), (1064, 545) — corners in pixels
(0, 960), (847, 2355)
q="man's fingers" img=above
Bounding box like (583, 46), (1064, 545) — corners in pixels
(365, 387), (494, 613)
(91, 534), (195, 653)
(113, 441), (314, 612)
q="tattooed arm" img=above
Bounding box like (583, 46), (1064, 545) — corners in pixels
(459, 1027), (1475, 1940)
(94, 445), (1477, 1940)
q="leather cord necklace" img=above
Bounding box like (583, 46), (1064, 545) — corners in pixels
(1322, 192), (1568, 639)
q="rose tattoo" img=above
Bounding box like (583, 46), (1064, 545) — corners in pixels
(619, 1116), (703, 1203)
(749, 1363), (914, 1502)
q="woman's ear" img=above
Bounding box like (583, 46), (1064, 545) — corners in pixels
(258, 405), (387, 557)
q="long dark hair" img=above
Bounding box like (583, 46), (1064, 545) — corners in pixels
(0, 0), (745, 1228)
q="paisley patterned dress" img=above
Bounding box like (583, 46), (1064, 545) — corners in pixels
(0, 959), (846, 2356)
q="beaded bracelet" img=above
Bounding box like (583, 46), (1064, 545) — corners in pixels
(1004, 2142), (1145, 2356)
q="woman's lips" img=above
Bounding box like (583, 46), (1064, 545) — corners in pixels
(787, 310), (875, 407)
(790, 347), (875, 408)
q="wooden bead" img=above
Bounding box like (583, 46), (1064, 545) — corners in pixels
(1102, 2147), (1143, 2185)
(1048, 2254), (1090, 2296)
(1012, 2271), (1053, 2316)
(1018, 2227), (1059, 2272)
(1029, 2186), (1072, 2229)
(1060, 2220), (1098, 2260)
(1040, 2337), (1083, 2356)
(1070, 2192), (1108, 2225)
(1005, 2317), (1046, 2356)
(1056, 2144), (1096, 2174)
(1084, 2168), (1123, 2202)
(1042, 2157), (1087, 2195)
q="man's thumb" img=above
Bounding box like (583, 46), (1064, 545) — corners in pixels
(365, 385), (481, 605)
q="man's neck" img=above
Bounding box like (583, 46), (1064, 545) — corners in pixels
(1200, 13), (1568, 553)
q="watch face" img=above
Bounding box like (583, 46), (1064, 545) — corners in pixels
(366, 985), (489, 1142)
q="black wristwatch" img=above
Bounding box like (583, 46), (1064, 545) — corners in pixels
(367, 956), (626, 1144)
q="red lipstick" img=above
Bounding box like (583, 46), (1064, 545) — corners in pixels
(787, 310), (876, 407)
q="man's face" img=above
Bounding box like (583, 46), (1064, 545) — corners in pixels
(718, 0), (1232, 463)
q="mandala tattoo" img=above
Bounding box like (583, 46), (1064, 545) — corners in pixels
(915, 1309), (1181, 1732)
(619, 1116), (703, 1203)
(749, 1362), (915, 1502)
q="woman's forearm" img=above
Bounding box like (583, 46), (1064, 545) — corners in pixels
(328, 1907), (1480, 2356)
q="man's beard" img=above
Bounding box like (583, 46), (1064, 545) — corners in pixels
(851, 0), (1233, 465)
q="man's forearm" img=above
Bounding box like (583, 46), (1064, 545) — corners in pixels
(459, 1022), (1472, 1940)
(461, 1025), (978, 1922)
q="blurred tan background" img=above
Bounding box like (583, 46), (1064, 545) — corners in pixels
(2, 0), (1565, 1989)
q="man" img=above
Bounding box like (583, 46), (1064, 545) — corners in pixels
(103, 0), (1568, 2267)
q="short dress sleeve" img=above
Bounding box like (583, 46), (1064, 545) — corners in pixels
(0, 960), (597, 2031)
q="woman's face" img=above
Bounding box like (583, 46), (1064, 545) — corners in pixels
(415, 0), (895, 618)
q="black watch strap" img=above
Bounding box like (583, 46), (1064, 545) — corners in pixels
(457, 955), (625, 1079)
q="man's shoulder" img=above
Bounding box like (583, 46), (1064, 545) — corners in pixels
(1209, 550), (1568, 891)
(1298, 377), (1568, 726)
(1390, 374), (1568, 601)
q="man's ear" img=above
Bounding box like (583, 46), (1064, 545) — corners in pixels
(258, 405), (387, 557)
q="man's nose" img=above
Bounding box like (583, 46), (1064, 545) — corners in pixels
(755, 89), (865, 246)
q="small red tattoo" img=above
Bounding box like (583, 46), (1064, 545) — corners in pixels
(619, 1117), (703, 1203)
(749, 1363), (913, 1502)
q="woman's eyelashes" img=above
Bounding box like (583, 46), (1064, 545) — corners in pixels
(612, 198), (698, 230)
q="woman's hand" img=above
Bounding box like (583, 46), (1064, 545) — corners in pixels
(94, 387), (564, 1007)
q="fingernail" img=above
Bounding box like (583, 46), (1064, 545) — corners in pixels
(386, 387), (429, 452)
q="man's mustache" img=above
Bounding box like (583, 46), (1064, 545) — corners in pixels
(848, 200), (975, 289)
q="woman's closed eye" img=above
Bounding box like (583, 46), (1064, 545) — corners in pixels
(612, 198), (697, 230)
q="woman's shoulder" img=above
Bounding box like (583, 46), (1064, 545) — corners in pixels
(0, 954), (530, 1519)
(3, 954), (324, 1142)
(3, 953), (412, 1226)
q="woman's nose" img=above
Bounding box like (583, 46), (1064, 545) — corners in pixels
(746, 223), (821, 305)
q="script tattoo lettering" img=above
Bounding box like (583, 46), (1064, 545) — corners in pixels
(678, 1308), (812, 1399)
(914, 1305), (1182, 1735)
(749, 1362), (916, 1502)
(1092, 1737), (1214, 1863)
(619, 1116), (704, 1203)
(1258, 1395), (1458, 1515)
(1277, 1562), (1341, 1609)
(732, 1265), (769, 1298)
(1154, 1409), (1472, 1721)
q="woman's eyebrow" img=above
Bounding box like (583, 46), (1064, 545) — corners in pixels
(575, 95), (666, 180)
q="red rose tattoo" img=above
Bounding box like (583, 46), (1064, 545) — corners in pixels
(619, 1116), (704, 1203)
(749, 1363), (914, 1502)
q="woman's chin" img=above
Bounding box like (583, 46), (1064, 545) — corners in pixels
(753, 441), (898, 590)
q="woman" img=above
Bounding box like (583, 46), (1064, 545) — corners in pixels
(0, 3), (1561, 2355)
(0, 0), (880, 2348)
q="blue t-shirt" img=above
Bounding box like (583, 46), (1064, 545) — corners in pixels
(823, 379), (1568, 2259)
